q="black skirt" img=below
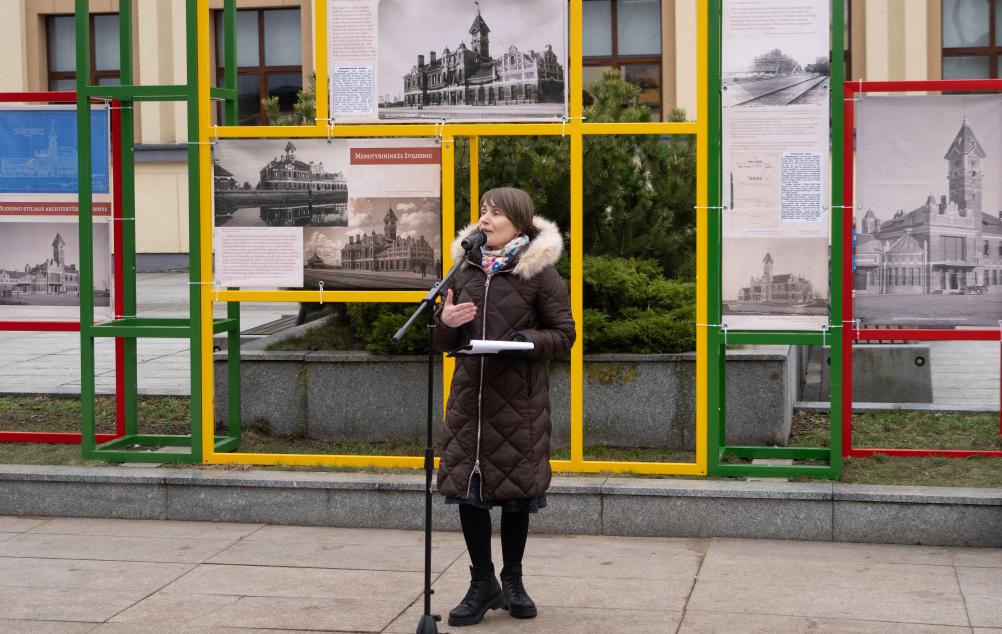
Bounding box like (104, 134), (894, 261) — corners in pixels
(444, 472), (547, 514)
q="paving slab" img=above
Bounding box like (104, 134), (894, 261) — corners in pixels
(706, 536), (956, 567)
(951, 547), (1002, 568)
(27, 518), (262, 541)
(678, 611), (972, 633)
(0, 533), (17, 544)
(161, 564), (423, 601)
(434, 565), (695, 613)
(386, 605), (683, 633)
(95, 626), (312, 634)
(0, 587), (145, 622)
(106, 593), (360, 632)
(514, 533), (706, 580)
(0, 620), (100, 633)
(207, 538), (467, 573)
(957, 566), (1002, 628)
(242, 524), (467, 548)
(688, 548), (970, 626)
(0, 557), (191, 592)
(0, 533), (235, 564)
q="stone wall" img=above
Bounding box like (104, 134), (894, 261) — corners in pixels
(214, 346), (795, 450)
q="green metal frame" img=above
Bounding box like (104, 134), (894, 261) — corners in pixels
(707, 0), (844, 478)
(75, 0), (241, 463)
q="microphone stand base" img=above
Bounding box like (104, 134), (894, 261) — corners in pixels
(416, 613), (441, 633)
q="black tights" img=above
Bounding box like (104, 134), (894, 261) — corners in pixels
(458, 504), (530, 571)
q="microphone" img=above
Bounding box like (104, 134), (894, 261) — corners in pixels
(461, 230), (486, 252)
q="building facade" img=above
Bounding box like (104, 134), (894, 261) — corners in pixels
(737, 253), (815, 304)
(258, 141), (346, 192)
(399, 7), (564, 108)
(340, 208), (435, 274)
(855, 117), (1002, 294)
(0, 233), (79, 297)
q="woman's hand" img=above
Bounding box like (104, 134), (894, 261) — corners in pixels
(440, 289), (477, 328)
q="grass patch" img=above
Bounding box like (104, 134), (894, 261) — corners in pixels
(0, 395), (190, 435)
(1, 396), (1001, 487)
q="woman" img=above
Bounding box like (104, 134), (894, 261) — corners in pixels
(434, 187), (575, 627)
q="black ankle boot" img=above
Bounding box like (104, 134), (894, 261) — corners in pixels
(448, 565), (503, 627)
(501, 563), (537, 619)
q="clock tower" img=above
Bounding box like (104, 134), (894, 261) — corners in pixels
(944, 116), (986, 216)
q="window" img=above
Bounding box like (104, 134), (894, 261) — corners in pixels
(213, 8), (302, 125)
(583, 0), (662, 119)
(942, 0), (1002, 78)
(47, 14), (121, 89)
(943, 236), (966, 260)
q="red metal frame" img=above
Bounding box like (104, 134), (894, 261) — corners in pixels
(842, 79), (1002, 458)
(0, 91), (124, 444)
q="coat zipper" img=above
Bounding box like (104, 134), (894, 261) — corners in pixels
(466, 272), (492, 501)
(462, 259), (515, 502)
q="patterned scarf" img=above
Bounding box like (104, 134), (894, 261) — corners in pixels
(480, 234), (530, 275)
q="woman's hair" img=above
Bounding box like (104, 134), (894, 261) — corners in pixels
(480, 187), (537, 238)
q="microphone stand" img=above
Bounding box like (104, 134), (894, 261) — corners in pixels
(393, 251), (471, 634)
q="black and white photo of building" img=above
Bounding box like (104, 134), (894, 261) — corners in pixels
(0, 222), (110, 308)
(855, 95), (1002, 327)
(723, 237), (828, 319)
(303, 197), (440, 290)
(213, 140), (348, 228)
(377, 0), (566, 120)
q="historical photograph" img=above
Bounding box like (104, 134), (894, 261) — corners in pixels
(854, 95), (1002, 328)
(0, 221), (111, 313)
(213, 139), (349, 228)
(722, 0), (829, 108)
(723, 236), (829, 329)
(373, 0), (566, 120)
(303, 197), (440, 290)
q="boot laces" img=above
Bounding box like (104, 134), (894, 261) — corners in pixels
(506, 575), (527, 598)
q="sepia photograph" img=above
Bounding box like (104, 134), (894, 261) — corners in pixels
(723, 236), (829, 327)
(854, 95), (1002, 327)
(0, 220), (111, 313)
(722, 0), (829, 108)
(303, 196), (441, 290)
(374, 0), (566, 120)
(213, 139), (349, 229)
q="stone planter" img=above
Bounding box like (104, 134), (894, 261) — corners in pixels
(214, 346), (796, 450)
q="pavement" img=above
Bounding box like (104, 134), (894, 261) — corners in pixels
(0, 273), (298, 396)
(0, 515), (1000, 633)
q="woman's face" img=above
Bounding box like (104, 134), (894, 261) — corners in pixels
(479, 199), (520, 249)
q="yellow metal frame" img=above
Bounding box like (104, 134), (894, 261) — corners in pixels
(198, 0), (708, 475)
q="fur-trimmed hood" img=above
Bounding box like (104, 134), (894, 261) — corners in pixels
(450, 215), (563, 280)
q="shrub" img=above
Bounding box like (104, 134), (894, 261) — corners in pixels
(268, 302), (429, 354)
(581, 255), (695, 353)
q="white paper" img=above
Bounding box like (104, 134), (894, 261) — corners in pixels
(214, 227), (304, 288)
(454, 339), (534, 355)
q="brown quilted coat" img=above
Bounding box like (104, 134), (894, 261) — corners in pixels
(434, 216), (576, 502)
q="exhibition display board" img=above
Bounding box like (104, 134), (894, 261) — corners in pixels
(842, 79), (1002, 459)
(705, 0), (845, 478)
(0, 91), (126, 445)
(73, 1), (242, 463)
(197, 0), (710, 475)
